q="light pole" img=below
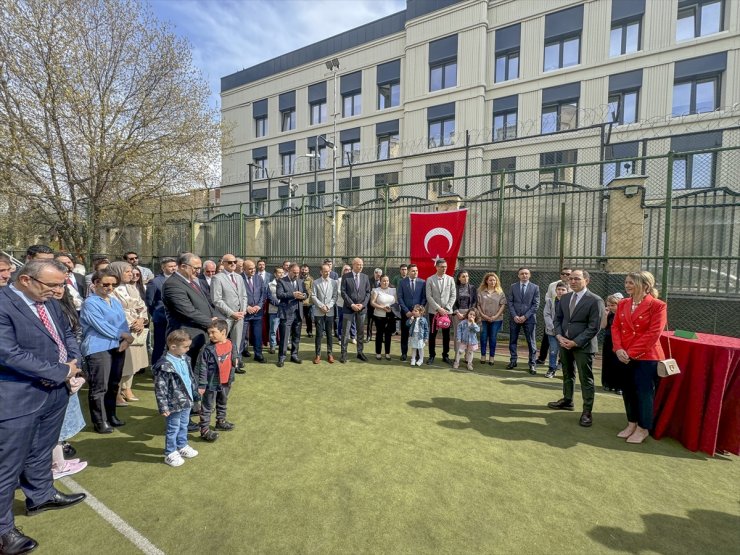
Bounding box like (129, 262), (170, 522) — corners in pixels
(325, 57), (340, 263)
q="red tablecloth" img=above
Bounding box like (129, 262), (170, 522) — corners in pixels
(653, 331), (740, 456)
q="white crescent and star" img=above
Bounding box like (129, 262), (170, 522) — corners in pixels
(423, 227), (454, 263)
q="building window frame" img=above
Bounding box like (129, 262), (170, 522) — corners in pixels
(429, 61), (457, 92)
(672, 75), (720, 117)
(491, 157), (516, 186)
(253, 157), (268, 180)
(495, 51), (519, 83)
(543, 35), (580, 72)
(308, 146), (328, 171)
(378, 81), (400, 110)
(342, 92), (361, 118)
(255, 116), (267, 138)
(608, 90), (639, 125)
(281, 109), (296, 132)
(341, 140), (360, 166)
(676, 0), (723, 42)
(609, 19), (641, 57)
(428, 117), (455, 149)
(672, 152), (716, 190)
(493, 109), (517, 141)
(281, 152), (296, 176)
(540, 150), (577, 184)
(541, 100), (578, 134)
(310, 101), (327, 125)
(377, 133), (399, 161)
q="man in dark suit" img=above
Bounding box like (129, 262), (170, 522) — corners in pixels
(242, 259), (267, 363)
(340, 257), (371, 363)
(198, 260), (217, 298)
(162, 253), (218, 366)
(53, 252), (86, 298)
(547, 270), (605, 427)
(0, 260), (86, 554)
(397, 263), (426, 362)
(276, 263), (307, 367)
(145, 257), (178, 365)
(506, 267), (540, 374)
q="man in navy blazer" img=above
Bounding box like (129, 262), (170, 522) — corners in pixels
(397, 263), (426, 361)
(276, 263), (307, 367)
(0, 260), (86, 554)
(506, 267), (540, 374)
(145, 257), (178, 365)
(340, 257), (372, 363)
(242, 259), (267, 362)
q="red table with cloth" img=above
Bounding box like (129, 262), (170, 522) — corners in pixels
(653, 331), (740, 456)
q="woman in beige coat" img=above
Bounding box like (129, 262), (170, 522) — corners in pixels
(108, 261), (149, 405)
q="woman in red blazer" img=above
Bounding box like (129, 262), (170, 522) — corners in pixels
(611, 271), (667, 444)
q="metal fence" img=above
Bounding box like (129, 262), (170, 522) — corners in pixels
(134, 147), (740, 337)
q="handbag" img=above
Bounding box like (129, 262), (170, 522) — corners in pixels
(129, 328), (149, 347)
(657, 327), (680, 378)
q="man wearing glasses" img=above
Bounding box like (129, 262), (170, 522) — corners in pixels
(535, 268), (572, 366)
(123, 251), (153, 283)
(211, 254), (247, 371)
(162, 253), (219, 365)
(0, 260), (86, 554)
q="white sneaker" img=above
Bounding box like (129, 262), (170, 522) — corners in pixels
(179, 445), (199, 459)
(165, 451), (185, 467)
(52, 460), (88, 479)
(416, 360), (424, 366)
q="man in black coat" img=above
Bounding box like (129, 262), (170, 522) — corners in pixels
(276, 263), (307, 367)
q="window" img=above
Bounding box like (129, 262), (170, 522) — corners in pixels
(426, 162), (455, 199)
(676, 0), (722, 41)
(307, 181), (326, 208)
(544, 37), (580, 71)
(255, 117), (267, 138)
(375, 172), (399, 200)
(540, 150), (577, 184)
(428, 118), (455, 148)
(253, 157), (268, 180)
(542, 101), (577, 133)
(491, 157), (516, 186)
(495, 52), (519, 83)
(343, 93), (361, 117)
(610, 20), (640, 57)
(342, 141), (360, 166)
(308, 146), (328, 170)
(251, 189), (267, 216)
(377, 133), (399, 160)
(543, 5), (583, 72)
(310, 102), (327, 125)
(378, 82), (400, 110)
(338, 176), (360, 206)
(608, 91), (638, 124)
(281, 153), (295, 175)
(494, 23), (520, 83)
(670, 131), (721, 189)
(672, 78), (719, 116)
(281, 109), (295, 131)
(603, 142), (639, 185)
(429, 35), (458, 92)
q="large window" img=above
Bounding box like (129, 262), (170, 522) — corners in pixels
(610, 20), (640, 57)
(279, 91), (296, 132)
(676, 0), (723, 41)
(253, 157), (268, 180)
(308, 81), (327, 125)
(308, 146), (328, 170)
(377, 133), (399, 160)
(608, 70), (642, 125)
(377, 59), (401, 110)
(253, 98), (268, 138)
(491, 157), (516, 186)
(281, 109), (296, 132)
(493, 95), (518, 141)
(543, 5), (583, 72)
(310, 102), (327, 125)
(338, 176), (360, 206)
(307, 181), (326, 208)
(428, 118), (455, 148)
(495, 52), (519, 83)
(281, 153), (295, 176)
(670, 131), (721, 189)
(426, 162), (455, 199)
(429, 35), (458, 92)
(540, 150), (577, 184)
(494, 24), (520, 83)
(672, 52), (725, 116)
(603, 142), (639, 185)
(340, 71), (362, 118)
(542, 83), (579, 134)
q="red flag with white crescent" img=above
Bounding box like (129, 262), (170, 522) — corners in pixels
(410, 209), (467, 279)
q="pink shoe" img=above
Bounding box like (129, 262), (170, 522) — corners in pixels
(52, 460), (88, 480)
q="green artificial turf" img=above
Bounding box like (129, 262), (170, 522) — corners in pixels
(15, 341), (740, 554)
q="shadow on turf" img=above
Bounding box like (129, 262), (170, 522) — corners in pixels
(588, 509), (740, 554)
(407, 397), (710, 459)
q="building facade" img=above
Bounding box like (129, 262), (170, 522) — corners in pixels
(220, 0), (740, 209)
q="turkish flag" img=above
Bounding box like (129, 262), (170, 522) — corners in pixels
(410, 209), (467, 279)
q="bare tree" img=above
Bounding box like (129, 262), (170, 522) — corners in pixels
(0, 0), (222, 259)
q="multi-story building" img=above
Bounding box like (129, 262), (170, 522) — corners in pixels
(220, 0), (739, 209)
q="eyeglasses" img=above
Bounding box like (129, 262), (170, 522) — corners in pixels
(183, 263), (202, 272)
(98, 283), (116, 289)
(223, 260), (237, 264)
(28, 276), (66, 290)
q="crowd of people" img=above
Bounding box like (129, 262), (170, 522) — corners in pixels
(0, 245), (668, 555)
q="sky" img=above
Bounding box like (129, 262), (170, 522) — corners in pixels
(149, 0), (406, 110)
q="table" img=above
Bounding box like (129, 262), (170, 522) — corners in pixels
(653, 331), (740, 456)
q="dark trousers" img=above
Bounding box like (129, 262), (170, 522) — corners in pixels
(400, 313), (410, 356)
(429, 320), (450, 358)
(338, 310), (356, 339)
(200, 385), (230, 429)
(508, 320), (537, 365)
(560, 346), (596, 412)
(151, 320), (167, 366)
(538, 334), (550, 361)
(183, 329), (207, 369)
(0, 386), (68, 535)
(314, 313), (334, 355)
(341, 310), (366, 354)
(303, 305), (313, 335)
(366, 315), (374, 340)
(86, 348), (126, 425)
(278, 312), (302, 359)
(374, 314), (394, 354)
(243, 317), (263, 358)
(622, 359), (659, 429)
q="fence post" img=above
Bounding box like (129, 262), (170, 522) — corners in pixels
(190, 208), (195, 253)
(496, 171), (506, 276)
(382, 184), (390, 273)
(239, 202), (244, 256)
(464, 130), (470, 198)
(661, 151), (674, 300)
(300, 197), (306, 257)
(559, 202), (566, 270)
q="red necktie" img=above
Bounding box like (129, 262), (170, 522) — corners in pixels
(189, 281), (201, 294)
(35, 302), (68, 363)
(230, 274), (237, 288)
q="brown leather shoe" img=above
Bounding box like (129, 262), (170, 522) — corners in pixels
(313, 355), (321, 364)
(327, 354), (335, 364)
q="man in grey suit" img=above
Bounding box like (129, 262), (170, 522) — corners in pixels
(340, 257), (371, 363)
(211, 253), (247, 372)
(547, 270), (604, 427)
(312, 263), (339, 364)
(425, 258), (456, 365)
(506, 267), (540, 374)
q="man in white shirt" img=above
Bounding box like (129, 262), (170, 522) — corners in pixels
(425, 259), (456, 365)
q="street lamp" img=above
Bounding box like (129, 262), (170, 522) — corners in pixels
(325, 58), (340, 262)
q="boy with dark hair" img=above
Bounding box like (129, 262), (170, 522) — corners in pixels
(196, 319), (240, 442)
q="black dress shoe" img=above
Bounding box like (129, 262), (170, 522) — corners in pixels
(26, 490), (86, 516)
(506, 362), (517, 369)
(340, 353), (347, 363)
(108, 416), (125, 427)
(442, 355), (451, 364)
(235, 367), (246, 374)
(535, 359), (545, 365)
(357, 353), (368, 362)
(254, 356), (265, 363)
(94, 422), (113, 434)
(427, 356), (435, 365)
(62, 441), (76, 458)
(529, 365), (537, 375)
(290, 356), (302, 364)
(579, 411), (593, 427)
(0, 527), (38, 554)
(400, 355), (407, 361)
(242, 350), (251, 358)
(547, 398), (575, 411)
(276, 358), (285, 368)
